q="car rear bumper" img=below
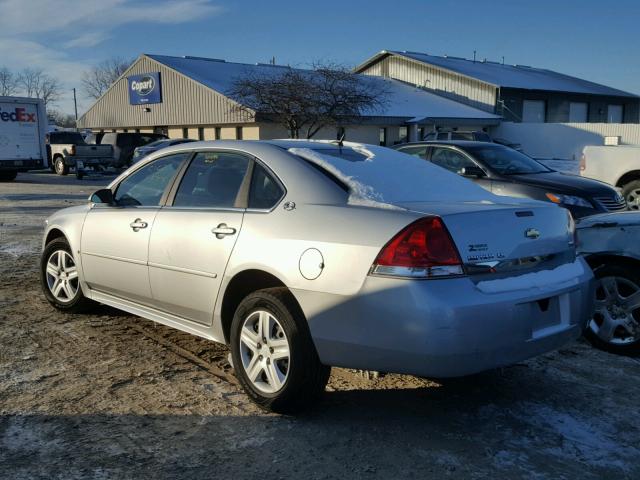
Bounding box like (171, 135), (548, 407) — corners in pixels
(297, 257), (594, 378)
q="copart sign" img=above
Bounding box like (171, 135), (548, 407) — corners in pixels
(128, 72), (162, 105)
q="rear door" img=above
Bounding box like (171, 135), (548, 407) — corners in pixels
(147, 150), (251, 325)
(80, 152), (189, 304)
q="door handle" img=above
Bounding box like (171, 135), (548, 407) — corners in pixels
(130, 218), (148, 232)
(212, 223), (236, 239)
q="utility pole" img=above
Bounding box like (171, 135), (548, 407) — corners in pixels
(72, 88), (78, 128)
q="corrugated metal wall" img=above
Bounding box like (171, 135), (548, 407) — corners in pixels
(492, 121), (640, 160)
(78, 56), (253, 129)
(360, 55), (497, 113)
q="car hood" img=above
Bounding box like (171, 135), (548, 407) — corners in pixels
(506, 171), (615, 195)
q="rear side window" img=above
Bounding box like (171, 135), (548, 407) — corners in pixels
(248, 164), (284, 209)
(174, 151), (250, 208)
(398, 146), (429, 159)
(115, 153), (188, 206)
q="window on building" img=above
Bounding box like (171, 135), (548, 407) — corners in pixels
(173, 151), (250, 208)
(379, 128), (387, 146)
(198, 127), (204, 141)
(215, 127), (221, 140)
(182, 127), (188, 138)
(522, 100), (546, 123)
(399, 126), (408, 143)
(236, 126), (243, 140)
(569, 102), (588, 123)
(607, 105), (623, 123)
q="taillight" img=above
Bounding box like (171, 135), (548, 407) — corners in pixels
(579, 153), (586, 172)
(371, 217), (464, 278)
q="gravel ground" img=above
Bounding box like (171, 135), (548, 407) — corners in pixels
(1, 171), (639, 480)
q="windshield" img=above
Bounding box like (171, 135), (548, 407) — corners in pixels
(289, 145), (503, 206)
(144, 139), (170, 149)
(465, 145), (550, 175)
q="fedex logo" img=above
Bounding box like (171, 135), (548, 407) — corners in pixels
(0, 107), (37, 123)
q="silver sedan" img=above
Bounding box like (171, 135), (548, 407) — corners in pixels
(41, 140), (594, 412)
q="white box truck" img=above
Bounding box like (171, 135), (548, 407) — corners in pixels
(0, 96), (47, 182)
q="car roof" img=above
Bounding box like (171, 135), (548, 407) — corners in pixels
(396, 140), (498, 148)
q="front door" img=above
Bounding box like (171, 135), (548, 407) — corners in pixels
(148, 150), (251, 324)
(81, 153), (188, 304)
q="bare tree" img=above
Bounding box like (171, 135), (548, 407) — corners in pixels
(0, 67), (19, 96)
(48, 110), (76, 128)
(18, 68), (62, 107)
(81, 57), (132, 100)
(228, 63), (389, 139)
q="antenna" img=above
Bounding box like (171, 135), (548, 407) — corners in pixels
(502, 56), (505, 65)
(473, 50), (476, 63)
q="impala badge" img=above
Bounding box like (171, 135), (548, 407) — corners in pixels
(525, 228), (540, 239)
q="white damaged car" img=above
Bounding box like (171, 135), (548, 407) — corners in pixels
(41, 140), (594, 412)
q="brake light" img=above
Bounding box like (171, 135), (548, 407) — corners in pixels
(371, 217), (464, 278)
(580, 153), (586, 172)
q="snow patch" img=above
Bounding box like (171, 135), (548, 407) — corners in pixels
(476, 259), (585, 294)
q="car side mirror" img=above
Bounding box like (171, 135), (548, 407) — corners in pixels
(459, 166), (486, 178)
(90, 188), (115, 205)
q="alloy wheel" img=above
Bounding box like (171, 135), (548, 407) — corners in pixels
(626, 188), (640, 210)
(589, 275), (640, 345)
(239, 310), (290, 394)
(45, 250), (79, 302)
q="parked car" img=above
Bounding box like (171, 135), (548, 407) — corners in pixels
(47, 131), (114, 177)
(395, 141), (627, 218)
(132, 138), (196, 162)
(577, 211), (640, 355)
(581, 145), (640, 210)
(420, 130), (523, 151)
(97, 132), (168, 168)
(41, 140), (594, 412)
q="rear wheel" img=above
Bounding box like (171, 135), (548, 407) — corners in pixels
(0, 170), (18, 181)
(621, 180), (640, 210)
(40, 238), (94, 313)
(54, 156), (69, 176)
(230, 288), (330, 413)
(585, 263), (640, 355)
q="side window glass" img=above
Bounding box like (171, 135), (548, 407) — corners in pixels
(114, 153), (187, 206)
(174, 151), (250, 208)
(398, 146), (428, 159)
(249, 163), (284, 209)
(430, 148), (476, 174)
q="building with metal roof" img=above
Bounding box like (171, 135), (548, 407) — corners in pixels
(356, 50), (640, 124)
(77, 54), (500, 145)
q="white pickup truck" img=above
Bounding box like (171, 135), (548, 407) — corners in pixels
(581, 145), (640, 210)
(47, 130), (114, 178)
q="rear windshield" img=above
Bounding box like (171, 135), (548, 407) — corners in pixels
(289, 145), (499, 205)
(49, 132), (86, 144)
(465, 145), (550, 175)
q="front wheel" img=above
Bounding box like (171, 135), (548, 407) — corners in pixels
(621, 180), (640, 210)
(40, 238), (94, 313)
(230, 288), (330, 413)
(584, 263), (640, 355)
(54, 157), (69, 176)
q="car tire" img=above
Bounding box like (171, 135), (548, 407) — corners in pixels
(41, 238), (94, 313)
(584, 263), (640, 356)
(54, 156), (69, 176)
(230, 287), (330, 413)
(0, 170), (18, 181)
(621, 180), (640, 210)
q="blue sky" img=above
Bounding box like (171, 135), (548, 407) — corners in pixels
(1, 0), (639, 114)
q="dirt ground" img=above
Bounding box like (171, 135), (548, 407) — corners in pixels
(1, 171), (640, 480)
